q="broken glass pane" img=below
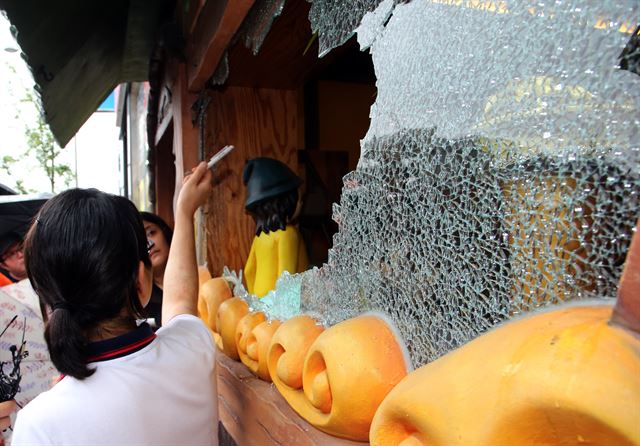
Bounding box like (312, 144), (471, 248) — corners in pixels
(307, 0), (392, 57)
(297, 0), (640, 367)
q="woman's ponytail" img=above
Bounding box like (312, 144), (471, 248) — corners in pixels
(44, 307), (94, 379)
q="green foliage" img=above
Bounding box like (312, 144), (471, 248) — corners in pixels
(2, 62), (74, 194)
(21, 91), (74, 193)
(13, 180), (29, 194)
(0, 155), (30, 193)
(1, 155), (18, 169)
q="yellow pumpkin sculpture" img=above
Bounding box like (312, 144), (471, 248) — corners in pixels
(216, 297), (249, 360)
(236, 313), (281, 381)
(197, 277), (232, 349)
(197, 265), (212, 287)
(269, 313), (410, 442)
(268, 315), (325, 391)
(370, 303), (640, 445)
(370, 220), (640, 445)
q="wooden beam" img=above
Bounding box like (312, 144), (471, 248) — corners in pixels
(216, 353), (370, 446)
(186, 0), (255, 92)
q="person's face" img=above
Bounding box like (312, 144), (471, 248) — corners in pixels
(0, 241), (27, 280)
(144, 222), (169, 273)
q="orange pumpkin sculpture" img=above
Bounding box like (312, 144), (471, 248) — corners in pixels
(369, 221), (640, 446)
(268, 313), (410, 441)
(197, 277), (232, 349)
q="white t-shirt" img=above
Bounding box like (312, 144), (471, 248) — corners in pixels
(12, 314), (218, 446)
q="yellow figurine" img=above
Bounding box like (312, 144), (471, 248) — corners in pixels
(242, 157), (308, 297)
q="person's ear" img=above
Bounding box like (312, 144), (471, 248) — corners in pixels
(136, 261), (153, 307)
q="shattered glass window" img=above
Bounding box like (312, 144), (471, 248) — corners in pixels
(295, 0), (640, 367)
(306, 0), (392, 56)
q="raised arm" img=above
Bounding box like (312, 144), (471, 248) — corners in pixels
(162, 162), (212, 324)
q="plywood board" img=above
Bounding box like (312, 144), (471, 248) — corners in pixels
(203, 86), (301, 276)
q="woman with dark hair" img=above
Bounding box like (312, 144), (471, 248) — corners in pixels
(242, 157), (308, 297)
(141, 212), (173, 328)
(12, 162), (218, 445)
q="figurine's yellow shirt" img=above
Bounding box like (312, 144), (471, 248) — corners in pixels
(244, 225), (308, 297)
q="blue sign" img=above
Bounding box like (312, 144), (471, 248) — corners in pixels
(98, 91), (115, 111)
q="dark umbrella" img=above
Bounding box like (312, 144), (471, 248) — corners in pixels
(0, 183), (16, 196)
(0, 194), (52, 254)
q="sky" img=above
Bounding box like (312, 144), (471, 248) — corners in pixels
(0, 13), (122, 195)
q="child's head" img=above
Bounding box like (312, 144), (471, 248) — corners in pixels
(141, 212), (173, 274)
(24, 189), (152, 379)
(242, 157), (301, 235)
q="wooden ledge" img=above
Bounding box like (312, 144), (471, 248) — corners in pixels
(216, 353), (369, 446)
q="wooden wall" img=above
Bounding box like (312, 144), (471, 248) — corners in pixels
(203, 86), (301, 276)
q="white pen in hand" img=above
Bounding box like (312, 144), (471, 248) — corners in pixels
(184, 145), (235, 176)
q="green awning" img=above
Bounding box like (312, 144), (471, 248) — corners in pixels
(0, 0), (170, 147)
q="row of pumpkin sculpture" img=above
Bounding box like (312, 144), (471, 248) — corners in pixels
(197, 272), (640, 445)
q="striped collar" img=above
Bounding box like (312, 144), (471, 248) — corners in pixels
(86, 322), (156, 363)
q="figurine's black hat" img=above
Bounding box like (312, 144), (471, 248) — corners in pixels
(242, 157), (301, 209)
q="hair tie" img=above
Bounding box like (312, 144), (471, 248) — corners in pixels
(51, 302), (71, 312)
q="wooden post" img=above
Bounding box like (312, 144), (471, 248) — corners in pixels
(172, 63), (199, 210)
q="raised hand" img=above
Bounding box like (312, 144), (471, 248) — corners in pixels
(177, 162), (213, 217)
